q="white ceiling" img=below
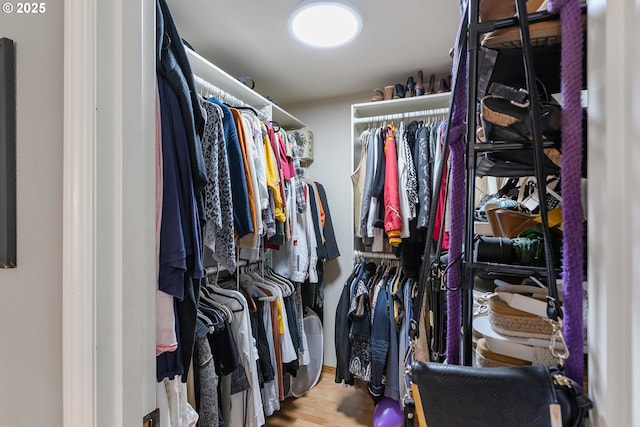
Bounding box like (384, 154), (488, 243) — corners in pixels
(165, 0), (463, 107)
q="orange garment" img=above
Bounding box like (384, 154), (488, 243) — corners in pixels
(304, 178), (326, 243)
(231, 109), (258, 240)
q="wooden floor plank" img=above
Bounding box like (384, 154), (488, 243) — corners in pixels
(265, 369), (374, 427)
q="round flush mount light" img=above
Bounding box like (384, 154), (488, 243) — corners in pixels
(288, 1), (362, 48)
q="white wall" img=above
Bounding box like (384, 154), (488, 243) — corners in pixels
(289, 91), (369, 367)
(0, 6), (64, 427)
(587, 0), (640, 425)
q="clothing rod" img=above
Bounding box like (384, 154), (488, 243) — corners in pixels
(194, 74), (269, 120)
(353, 250), (397, 260)
(205, 259), (252, 276)
(353, 107), (449, 124)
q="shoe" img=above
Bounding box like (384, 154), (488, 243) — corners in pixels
(426, 74), (436, 94)
(480, 93), (562, 142)
(436, 77), (451, 93)
(371, 88), (384, 102)
(415, 71), (425, 96)
(479, 0), (523, 23)
(484, 204), (502, 236)
(384, 85), (394, 100)
(394, 83), (405, 99)
(491, 209), (539, 238)
(406, 76), (415, 97)
(475, 338), (531, 368)
(481, 0), (585, 49)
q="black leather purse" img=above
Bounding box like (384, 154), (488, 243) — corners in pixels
(408, 360), (592, 427)
(405, 269), (593, 426)
(406, 243), (593, 426)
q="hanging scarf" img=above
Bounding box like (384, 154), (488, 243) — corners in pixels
(445, 1), (469, 365)
(547, 0), (585, 384)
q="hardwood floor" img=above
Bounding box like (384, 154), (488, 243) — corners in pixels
(265, 367), (375, 427)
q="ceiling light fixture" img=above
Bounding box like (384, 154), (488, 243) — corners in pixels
(288, 1), (362, 48)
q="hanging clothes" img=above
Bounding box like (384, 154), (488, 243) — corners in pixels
(383, 125), (402, 246)
(156, 71), (206, 382)
(200, 100), (236, 272)
(353, 117), (447, 249)
(396, 121), (413, 239)
(336, 256), (414, 408)
(208, 98), (254, 238)
(155, 5), (342, 427)
(204, 285), (265, 427)
(352, 129), (369, 236)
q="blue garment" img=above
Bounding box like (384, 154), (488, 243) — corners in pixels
(156, 73), (205, 382)
(208, 98), (254, 238)
(384, 272), (401, 402)
(369, 272), (391, 399)
(334, 263), (363, 386)
(398, 278), (414, 401)
(157, 0), (207, 197)
(158, 74), (204, 284)
(348, 263), (377, 382)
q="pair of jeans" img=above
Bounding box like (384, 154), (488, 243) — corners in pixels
(369, 274), (391, 399)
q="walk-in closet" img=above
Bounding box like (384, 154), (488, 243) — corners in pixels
(1, 0), (637, 426)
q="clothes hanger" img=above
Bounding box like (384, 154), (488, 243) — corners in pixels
(232, 104), (260, 117)
(201, 285), (244, 315)
(197, 305), (226, 331)
(264, 268), (293, 297)
(199, 293), (234, 324)
(197, 311), (216, 333)
(240, 274), (279, 303)
(246, 275), (279, 300)
(263, 271), (291, 297)
(239, 285), (258, 313)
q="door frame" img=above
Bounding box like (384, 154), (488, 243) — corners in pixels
(62, 0), (156, 425)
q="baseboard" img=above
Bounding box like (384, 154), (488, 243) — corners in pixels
(322, 365), (336, 374)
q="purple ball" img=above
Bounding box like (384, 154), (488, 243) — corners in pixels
(373, 397), (403, 427)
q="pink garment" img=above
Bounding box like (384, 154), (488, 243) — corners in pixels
(277, 131), (295, 180)
(265, 121), (287, 208)
(432, 143), (450, 250)
(383, 125), (403, 245)
(156, 290), (178, 355)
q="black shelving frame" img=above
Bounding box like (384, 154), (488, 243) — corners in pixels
(415, 0), (587, 366)
(461, 0), (566, 365)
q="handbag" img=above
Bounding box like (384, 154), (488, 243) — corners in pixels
(406, 286), (593, 426)
(408, 361), (592, 427)
(406, 266), (592, 426)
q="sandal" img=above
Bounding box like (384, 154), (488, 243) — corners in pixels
(481, 0), (557, 49)
(480, 82), (562, 142)
(481, 0), (586, 49)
